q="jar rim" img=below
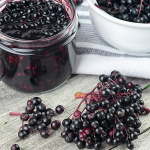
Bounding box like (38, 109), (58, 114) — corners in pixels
(0, 0), (76, 48)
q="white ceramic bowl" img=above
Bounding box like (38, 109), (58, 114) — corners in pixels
(86, 0), (150, 54)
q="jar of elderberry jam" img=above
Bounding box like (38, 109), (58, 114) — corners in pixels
(0, 0), (78, 93)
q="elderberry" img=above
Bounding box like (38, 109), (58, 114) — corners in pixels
(96, 0), (150, 23)
(0, 0), (70, 39)
(11, 144), (20, 150)
(61, 70), (150, 150)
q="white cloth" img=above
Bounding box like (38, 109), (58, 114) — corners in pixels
(72, 0), (150, 79)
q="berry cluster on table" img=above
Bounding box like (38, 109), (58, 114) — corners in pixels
(61, 70), (150, 150)
(96, 0), (150, 23)
(0, 0), (70, 40)
(10, 97), (64, 150)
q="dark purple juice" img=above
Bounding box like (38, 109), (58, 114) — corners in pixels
(0, 45), (72, 92)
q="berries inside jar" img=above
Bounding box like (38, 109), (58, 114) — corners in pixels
(0, 0), (70, 40)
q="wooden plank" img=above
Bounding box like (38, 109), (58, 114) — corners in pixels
(0, 75), (150, 150)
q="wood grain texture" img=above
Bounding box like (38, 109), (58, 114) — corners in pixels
(0, 75), (150, 150)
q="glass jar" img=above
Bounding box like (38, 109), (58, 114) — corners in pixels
(0, 0), (78, 93)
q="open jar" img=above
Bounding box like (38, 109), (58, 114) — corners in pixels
(0, 0), (78, 93)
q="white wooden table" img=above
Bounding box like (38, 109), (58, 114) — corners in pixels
(0, 75), (150, 150)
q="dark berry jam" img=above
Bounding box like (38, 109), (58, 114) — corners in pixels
(0, 0), (78, 93)
(0, 45), (73, 92)
(0, 0), (70, 40)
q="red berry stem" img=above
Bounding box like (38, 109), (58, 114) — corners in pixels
(9, 112), (22, 116)
(19, 121), (24, 131)
(138, 0), (143, 18)
(143, 105), (150, 114)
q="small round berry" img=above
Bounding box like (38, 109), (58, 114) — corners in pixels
(87, 113), (95, 121)
(61, 131), (67, 138)
(96, 111), (105, 120)
(116, 108), (125, 118)
(93, 142), (101, 150)
(111, 70), (121, 80)
(79, 131), (87, 141)
(99, 74), (108, 83)
(100, 120), (109, 128)
(91, 120), (99, 129)
(51, 120), (61, 130)
(117, 76), (126, 85)
(126, 116), (135, 125)
(22, 124), (32, 134)
(115, 122), (124, 131)
(68, 132), (75, 140)
(133, 84), (142, 94)
(64, 126), (70, 134)
(31, 97), (42, 106)
(125, 106), (134, 116)
(107, 106), (116, 114)
(82, 113), (88, 120)
(100, 99), (109, 108)
(33, 111), (43, 120)
(126, 141), (134, 149)
(62, 119), (72, 127)
(86, 103), (95, 112)
(20, 113), (29, 121)
(95, 126), (104, 134)
(18, 130), (28, 139)
(113, 101), (121, 109)
(101, 132), (108, 139)
(45, 108), (54, 117)
(37, 122), (47, 132)
(106, 137), (112, 145)
(92, 101), (100, 110)
(37, 103), (46, 112)
(127, 82), (135, 89)
(77, 141), (85, 149)
(106, 113), (114, 122)
(28, 118), (37, 127)
(55, 105), (64, 114)
(111, 84), (120, 92)
(40, 129), (50, 138)
(25, 105), (35, 114)
(134, 119), (141, 128)
(85, 136), (92, 143)
(130, 131), (138, 140)
(101, 88), (111, 98)
(65, 135), (73, 143)
(84, 128), (92, 135)
(85, 142), (94, 149)
(42, 115), (51, 126)
(112, 137), (120, 145)
(11, 144), (20, 150)
(83, 120), (90, 128)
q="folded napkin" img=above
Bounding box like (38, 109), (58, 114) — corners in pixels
(72, 0), (150, 79)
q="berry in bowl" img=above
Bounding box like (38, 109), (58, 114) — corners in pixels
(86, 0), (150, 54)
(0, 0), (78, 93)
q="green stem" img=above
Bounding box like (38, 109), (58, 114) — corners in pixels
(142, 84), (150, 91)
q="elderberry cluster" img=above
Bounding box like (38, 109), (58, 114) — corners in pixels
(61, 70), (150, 150)
(18, 97), (64, 140)
(0, 0), (70, 40)
(96, 0), (150, 23)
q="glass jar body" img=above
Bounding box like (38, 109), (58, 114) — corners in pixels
(0, 42), (76, 93)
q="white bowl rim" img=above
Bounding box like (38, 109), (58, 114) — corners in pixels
(87, 0), (150, 28)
